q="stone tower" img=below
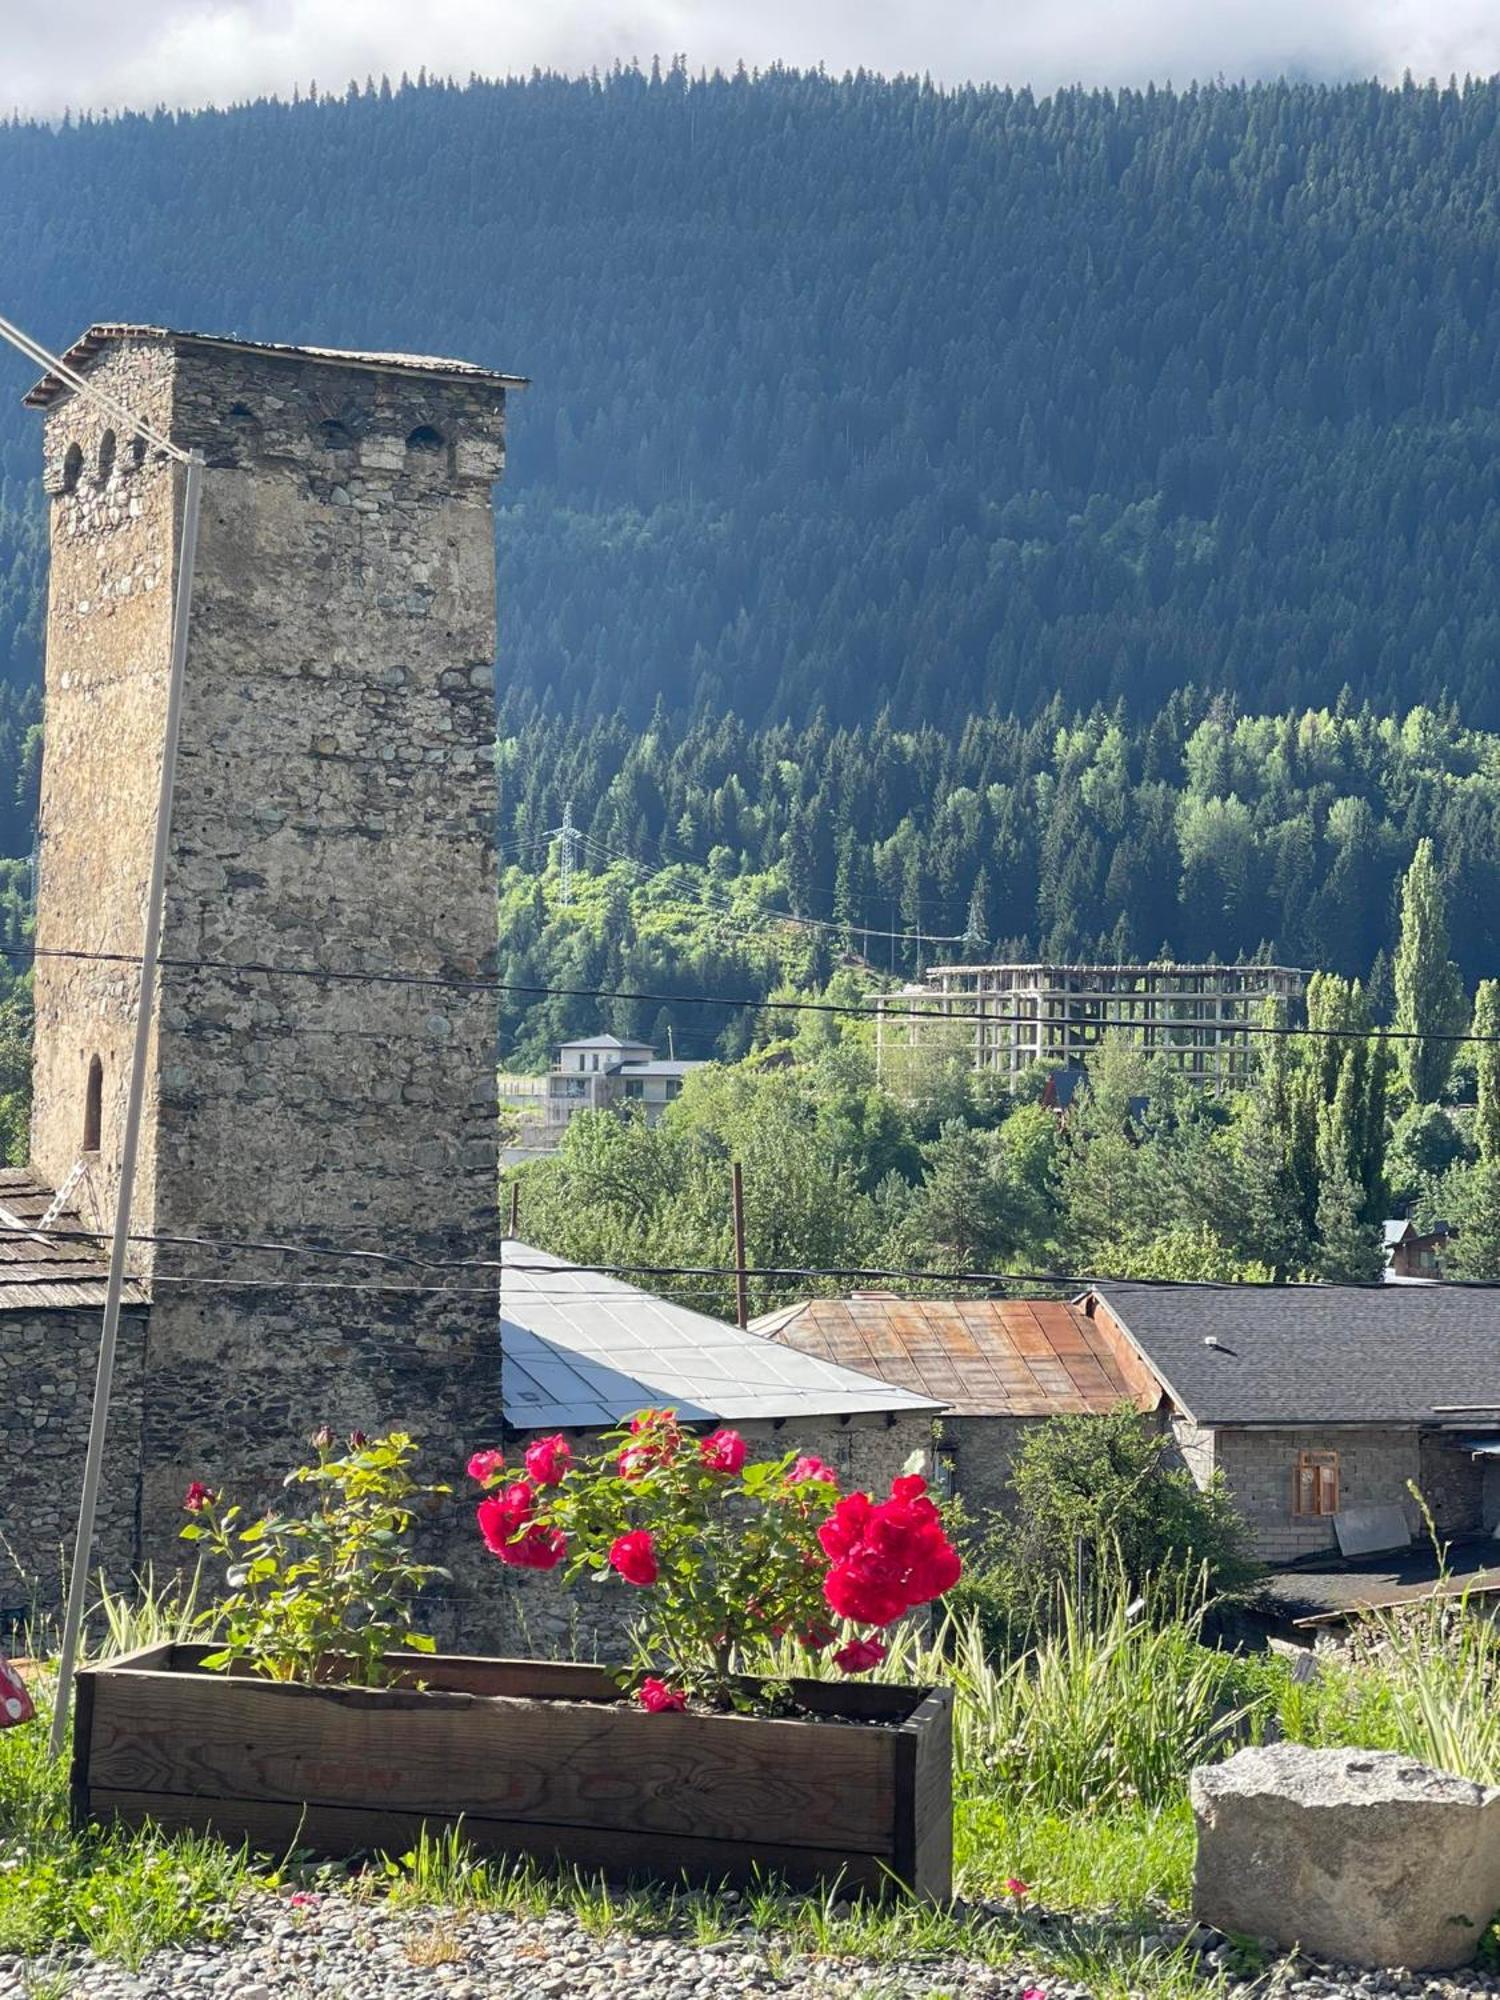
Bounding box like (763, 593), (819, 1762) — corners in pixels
(25, 327), (521, 1619)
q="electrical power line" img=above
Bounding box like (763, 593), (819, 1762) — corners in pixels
(8, 938), (1491, 1045)
(0, 1217), (1489, 1296)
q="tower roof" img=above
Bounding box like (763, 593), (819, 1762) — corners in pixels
(24, 323), (528, 408)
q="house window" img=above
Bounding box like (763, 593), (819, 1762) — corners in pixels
(406, 424), (444, 453)
(97, 429), (117, 484)
(83, 1055), (103, 1153)
(1293, 1450), (1340, 1518)
(62, 442), (83, 493)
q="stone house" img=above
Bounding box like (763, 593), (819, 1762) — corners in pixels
(497, 1246), (943, 1653)
(752, 1293), (1148, 1519)
(0, 322), (523, 1638)
(1083, 1283), (1500, 1563)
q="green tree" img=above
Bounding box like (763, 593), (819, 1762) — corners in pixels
(1474, 980), (1500, 1165)
(1444, 1161), (1500, 1279)
(1393, 839), (1467, 1105)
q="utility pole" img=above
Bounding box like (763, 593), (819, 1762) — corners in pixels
(731, 1161), (749, 1330)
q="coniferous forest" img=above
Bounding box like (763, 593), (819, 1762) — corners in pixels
(2, 69), (1500, 1041)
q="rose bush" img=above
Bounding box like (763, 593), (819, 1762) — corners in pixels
(181, 1429), (449, 1686)
(467, 1409), (962, 1710)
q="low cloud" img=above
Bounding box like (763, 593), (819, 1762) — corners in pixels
(6, 0), (1500, 119)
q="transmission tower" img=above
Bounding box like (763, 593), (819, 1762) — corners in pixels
(549, 799), (579, 907)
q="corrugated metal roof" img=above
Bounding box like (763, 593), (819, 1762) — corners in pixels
(500, 1242), (943, 1432)
(24, 324), (527, 407)
(752, 1295), (1139, 1418)
(0, 1168), (146, 1310)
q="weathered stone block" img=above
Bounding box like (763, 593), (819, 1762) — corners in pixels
(1192, 1743), (1500, 1970)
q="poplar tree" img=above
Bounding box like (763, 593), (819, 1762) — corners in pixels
(1393, 839), (1467, 1105)
(1474, 980), (1500, 1165)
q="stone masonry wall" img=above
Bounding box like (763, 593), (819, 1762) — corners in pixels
(0, 1307), (148, 1632)
(491, 1413), (932, 1659)
(936, 1414), (1036, 1524)
(31, 334), (512, 1641)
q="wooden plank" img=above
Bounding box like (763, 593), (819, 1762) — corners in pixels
(85, 1665), (900, 1851)
(85, 1787), (897, 1893)
(908, 1687), (954, 1901)
(69, 1660), (97, 1835)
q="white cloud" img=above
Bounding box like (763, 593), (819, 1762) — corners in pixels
(4, 0), (1499, 119)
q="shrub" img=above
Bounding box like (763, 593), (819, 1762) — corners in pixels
(467, 1411), (962, 1709)
(180, 1429), (449, 1685)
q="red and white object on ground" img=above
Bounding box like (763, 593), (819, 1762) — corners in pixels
(0, 1654), (34, 1726)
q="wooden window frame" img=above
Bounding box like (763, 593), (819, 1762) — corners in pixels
(1293, 1449), (1340, 1519)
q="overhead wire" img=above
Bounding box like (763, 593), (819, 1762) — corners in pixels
(5, 938), (1491, 1044)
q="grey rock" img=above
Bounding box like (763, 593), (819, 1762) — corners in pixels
(1192, 1743), (1500, 1972)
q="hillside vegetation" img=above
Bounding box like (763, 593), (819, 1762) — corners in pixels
(2, 68), (1500, 793)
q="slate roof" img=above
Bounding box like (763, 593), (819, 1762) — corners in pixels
(24, 324), (526, 407)
(0, 1168), (146, 1310)
(500, 1242), (944, 1432)
(1089, 1282), (1500, 1427)
(752, 1295), (1141, 1418)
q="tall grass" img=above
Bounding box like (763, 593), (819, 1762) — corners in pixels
(1282, 1584), (1500, 1783)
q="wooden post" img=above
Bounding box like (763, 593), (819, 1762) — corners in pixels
(731, 1161), (749, 1330)
(507, 1182), (520, 1240)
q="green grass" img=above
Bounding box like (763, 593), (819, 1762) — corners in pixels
(12, 1564), (1500, 1991)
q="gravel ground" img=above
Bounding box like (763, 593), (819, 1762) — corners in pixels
(8, 1896), (1500, 2000)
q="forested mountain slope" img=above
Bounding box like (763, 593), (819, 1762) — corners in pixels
(2, 66), (1500, 825)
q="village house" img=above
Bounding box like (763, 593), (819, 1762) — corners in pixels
(499, 1246), (943, 1651)
(543, 1034), (704, 1139)
(752, 1292), (1149, 1518)
(1083, 1282), (1500, 1563)
(1382, 1216), (1454, 1282)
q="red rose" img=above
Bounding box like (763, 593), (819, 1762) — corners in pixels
(699, 1428), (747, 1474)
(523, 1434), (573, 1487)
(890, 1472), (929, 1503)
(182, 1481), (216, 1514)
(833, 1637), (888, 1674)
(505, 1522), (568, 1571)
(466, 1448), (505, 1484)
(637, 1677), (687, 1713)
(818, 1490), (875, 1562)
(788, 1454), (838, 1487)
(476, 1480), (535, 1554)
(824, 1550), (910, 1626)
(609, 1529), (659, 1586)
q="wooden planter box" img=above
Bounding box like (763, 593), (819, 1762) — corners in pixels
(72, 1645), (953, 1898)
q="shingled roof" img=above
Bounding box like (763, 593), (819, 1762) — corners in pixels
(0, 1167), (145, 1310)
(1088, 1282), (1500, 1427)
(24, 324), (527, 407)
(753, 1295), (1143, 1418)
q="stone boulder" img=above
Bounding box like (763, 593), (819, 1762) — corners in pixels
(1191, 1743), (1500, 1971)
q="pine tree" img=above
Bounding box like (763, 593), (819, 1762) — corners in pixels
(1393, 838), (1467, 1105)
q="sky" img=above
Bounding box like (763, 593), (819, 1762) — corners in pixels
(6, 0), (1500, 119)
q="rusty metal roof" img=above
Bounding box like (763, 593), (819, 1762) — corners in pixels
(24, 324), (527, 408)
(752, 1295), (1139, 1418)
(0, 1167), (146, 1310)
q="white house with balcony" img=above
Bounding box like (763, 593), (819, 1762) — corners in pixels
(543, 1035), (704, 1138)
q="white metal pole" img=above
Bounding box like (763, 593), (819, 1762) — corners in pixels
(49, 449), (205, 1759)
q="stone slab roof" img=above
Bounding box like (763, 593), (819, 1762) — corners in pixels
(752, 1295), (1141, 1418)
(500, 1242), (943, 1432)
(24, 324), (527, 407)
(1089, 1281), (1500, 1427)
(0, 1167), (146, 1310)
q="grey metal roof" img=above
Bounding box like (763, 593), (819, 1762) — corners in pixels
(0, 1168), (147, 1311)
(558, 1035), (653, 1052)
(1090, 1282), (1500, 1427)
(501, 1241), (943, 1432)
(618, 1060), (700, 1078)
(24, 324), (527, 407)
